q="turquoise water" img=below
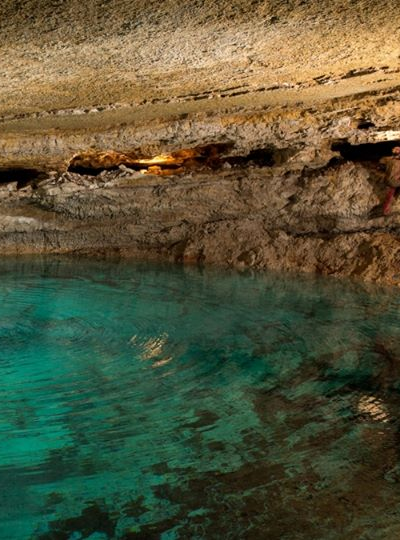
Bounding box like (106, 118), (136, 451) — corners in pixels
(2, 258), (400, 539)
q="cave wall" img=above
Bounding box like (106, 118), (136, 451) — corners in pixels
(0, 0), (400, 283)
(1, 117), (400, 284)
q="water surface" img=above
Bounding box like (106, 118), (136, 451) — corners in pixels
(1, 258), (400, 539)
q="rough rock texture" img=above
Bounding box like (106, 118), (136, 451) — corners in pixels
(2, 140), (400, 285)
(1, 0), (400, 283)
(1, 0), (400, 120)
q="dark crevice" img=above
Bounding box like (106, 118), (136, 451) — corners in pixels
(67, 143), (297, 176)
(287, 224), (400, 239)
(67, 165), (120, 176)
(357, 120), (376, 130)
(294, 157), (345, 189)
(302, 156), (344, 177)
(227, 147), (297, 167)
(332, 140), (400, 161)
(0, 168), (44, 188)
(226, 148), (275, 167)
(67, 143), (234, 175)
(343, 67), (377, 79)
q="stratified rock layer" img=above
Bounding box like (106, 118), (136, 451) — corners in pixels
(2, 93), (400, 285)
(1, 0), (400, 283)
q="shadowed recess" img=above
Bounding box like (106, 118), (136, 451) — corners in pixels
(67, 143), (295, 176)
(0, 168), (44, 188)
(332, 140), (400, 161)
(67, 143), (234, 176)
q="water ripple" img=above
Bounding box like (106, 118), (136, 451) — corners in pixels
(0, 260), (399, 539)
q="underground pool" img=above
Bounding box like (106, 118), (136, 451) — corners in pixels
(1, 257), (400, 539)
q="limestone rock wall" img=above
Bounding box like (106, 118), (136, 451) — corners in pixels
(1, 0), (400, 283)
(1, 135), (399, 284)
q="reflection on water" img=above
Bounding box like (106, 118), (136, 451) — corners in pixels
(357, 395), (390, 423)
(0, 258), (400, 538)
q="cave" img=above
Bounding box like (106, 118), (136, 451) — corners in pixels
(1, 2), (400, 540)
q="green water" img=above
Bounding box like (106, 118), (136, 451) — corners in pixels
(1, 258), (400, 539)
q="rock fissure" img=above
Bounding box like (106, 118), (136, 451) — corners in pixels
(0, 168), (45, 189)
(284, 225), (400, 239)
(332, 140), (400, 162)
(66, 144), (287, 176)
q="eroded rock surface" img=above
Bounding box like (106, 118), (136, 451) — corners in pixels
(1, 116), (400, 285)
(1, 0), (400, 283)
